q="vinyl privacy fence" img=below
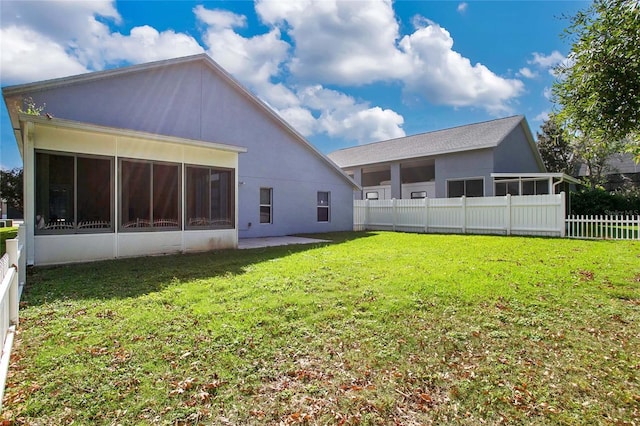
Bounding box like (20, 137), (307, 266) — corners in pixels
(0, 225), (24, 412)
(354, 193), (567, 237)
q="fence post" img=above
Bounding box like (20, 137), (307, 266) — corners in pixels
(423, 197), (429, 233)
(392, 198), (397, 232)
(559, 192), (566, 237)
(6, 239), (19, 327)
(461, 196), (466, 234)
(505, 194), (512, 236)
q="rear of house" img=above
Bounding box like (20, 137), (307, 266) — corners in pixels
(3, 54), (356, 265)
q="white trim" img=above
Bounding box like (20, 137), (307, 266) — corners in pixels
(19, 114), (247, 154)
(491, 172), (581, 185)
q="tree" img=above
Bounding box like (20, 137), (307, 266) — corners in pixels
(552, 0), (640, 160)
(536, 116), (578, 174)
(0, 168), (23, 212)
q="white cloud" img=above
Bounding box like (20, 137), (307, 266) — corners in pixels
(457, 2), (468, 13)
(399, 21), (524, 114)
(517, 67), (537, 79)
(255, 0), (410, 85)
(195, 6), (290, 88)
(0, 26), (88, 82)
(254, 0), (522, 114)
(534, 111), (549, 122)
(0, 0), (204, 84)
(296, 85), (405, 143)
(529, 51), (565, 69)
(543, 87), (553, 100)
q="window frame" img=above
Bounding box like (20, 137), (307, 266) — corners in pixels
(119, 158), (182, 232)
(317, 191), (330, 222)
(446, 177), (485, 198)
(35, 150), (114, 235)
(185, 164), (235, 230)
(259, 187), (273, 224)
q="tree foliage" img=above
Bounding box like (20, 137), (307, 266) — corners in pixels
(536, 116), (578, 174)
(0, 168), (23, 212)
(552, 0), (640, 159)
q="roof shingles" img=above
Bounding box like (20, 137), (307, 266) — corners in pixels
(328, 115), (525, 168)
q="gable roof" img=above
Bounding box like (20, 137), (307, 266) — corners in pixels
(328, 115), (532, 169)
(3, 54), (358, 189)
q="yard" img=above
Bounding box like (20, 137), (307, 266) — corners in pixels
(2, 232), (639, 425)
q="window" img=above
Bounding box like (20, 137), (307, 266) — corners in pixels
(411, 191), (427, 199)
(260, 188), (272, 224)
(120, 159), (180, 230)
(317, 191), (330, 222)
(494, 178), (550, 196)
(35, 152), (113, 233)
(365, 191), (379, 200)
(186, 166), (234, 229)
(447, 178), (484, 198)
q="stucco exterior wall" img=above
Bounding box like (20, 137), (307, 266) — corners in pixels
(434, 149), (495, 197)
(16, 60), (354, 238)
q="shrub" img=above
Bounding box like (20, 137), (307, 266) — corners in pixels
(571, 187), (640, 216)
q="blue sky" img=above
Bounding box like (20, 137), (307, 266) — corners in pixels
(0, 0), (586, 170)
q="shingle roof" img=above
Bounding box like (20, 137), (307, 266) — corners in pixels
(327, 115), (526, 168)
(578, 153), (639, 176)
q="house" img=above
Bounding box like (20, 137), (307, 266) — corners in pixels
(2, 54), (357, 265)
(578, 153), (640, 191)
(327, 115), (575, 200)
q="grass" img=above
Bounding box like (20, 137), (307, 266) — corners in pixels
(0, 227), (18, 255)
(2, 231), (639, 425)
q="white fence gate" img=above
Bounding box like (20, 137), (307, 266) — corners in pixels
(354, 193), (567, 237)
(0, 225), (25, 412)
(566, 215), (640, 240)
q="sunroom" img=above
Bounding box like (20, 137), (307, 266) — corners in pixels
(17, 114), (246, 265)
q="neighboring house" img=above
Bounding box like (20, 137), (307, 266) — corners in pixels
(3, 54), (357, 265)
(578, 153), (640, 191)
(328, 115), (575, 200)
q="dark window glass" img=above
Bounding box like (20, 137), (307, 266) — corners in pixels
(447, 180), (465, 198)
(535, 180), (549, 194)
(522, 180), (535, 195)
(186, 166), (234, 228)
(317, 191), (330, 222)
(121, 161), (151, 228)
(77, 157), (111, 228)
(120, 160), (180, 230)
(260, 188), (272, 224)
(35, 152), (113, 233)
(506, 181), (519, 196)
(153, 163), (180, 228)
(495, 182), (507, 196)
(466, 179), (484, 197)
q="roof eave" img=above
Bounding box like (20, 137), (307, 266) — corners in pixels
(18, 113), (248, 154)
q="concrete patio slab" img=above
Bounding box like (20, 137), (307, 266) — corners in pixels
(238, 236), (329, 250)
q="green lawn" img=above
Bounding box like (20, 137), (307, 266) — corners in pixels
(3, 232), (639, 425)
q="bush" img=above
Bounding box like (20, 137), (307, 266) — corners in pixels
(570, 187), (640, 216)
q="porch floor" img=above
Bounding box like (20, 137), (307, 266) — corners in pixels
(238, 236), (329, 250)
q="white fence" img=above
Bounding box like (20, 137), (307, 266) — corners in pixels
(354, 193), (567, 237)
(566, 215), (640, 240)
(0, 225), (25, 412)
